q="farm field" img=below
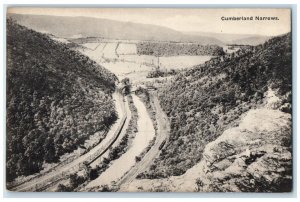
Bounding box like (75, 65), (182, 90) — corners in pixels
(77, 42), (214, 85)
(158, 55), (214, 70)
(117, 43), (137, 55)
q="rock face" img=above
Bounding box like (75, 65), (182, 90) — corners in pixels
(200, 108), (292, 192)
(122, 108), (292, 192)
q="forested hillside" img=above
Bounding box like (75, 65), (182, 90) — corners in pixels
(140, 33), (292, 178)
(137, 42), (225, 57)
(6, 20), (117, 181)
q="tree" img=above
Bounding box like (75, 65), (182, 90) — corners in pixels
(121, 77), (131, 95)
(56, 184), (71, 192)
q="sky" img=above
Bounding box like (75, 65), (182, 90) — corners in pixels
(7, 8), (291, 36)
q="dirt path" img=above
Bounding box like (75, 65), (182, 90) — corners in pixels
(118, 92), (170, 191)
(11, 92), (128, 192)
(84, 94), (155, 189)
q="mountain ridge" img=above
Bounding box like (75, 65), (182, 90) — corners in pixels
(185, 31), (272, 45)
(8, 13), (224, 45)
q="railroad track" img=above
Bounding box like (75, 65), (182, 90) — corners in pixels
(118, 92), (170, 189)
(10, 93), (128, 192)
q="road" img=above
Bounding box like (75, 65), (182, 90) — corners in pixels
(88, 95), (132, 169)
(84, 94), (155, 190)
(118, 92), (170, 190)
(10, 92), (129, 192)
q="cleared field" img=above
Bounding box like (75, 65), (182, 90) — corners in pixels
(77, 42), (214, 85)
(79, 43), (106, 62)
(79, 42), (213, 71)
(118, 55), (157, 66)
(81, 43), (101, 50)
(159, 55), (213, 70)
(100, 61), (153, 84)
(117, 43), (137, 55)
(103, 43), (118, 59)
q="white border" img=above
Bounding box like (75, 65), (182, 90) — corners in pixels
(1, 0), (299, 201)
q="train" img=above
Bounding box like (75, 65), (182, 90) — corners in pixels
(159, 140), (166, 150)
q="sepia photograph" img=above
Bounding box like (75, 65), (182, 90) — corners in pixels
(5, 7), (292, 193)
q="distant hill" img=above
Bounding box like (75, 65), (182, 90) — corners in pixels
(139, 33), (292, 184)
(229, 35), (272, 45)
(8, 13), (223, 45)
(186, 31), (272, 45)
(6, 20), (117, 181)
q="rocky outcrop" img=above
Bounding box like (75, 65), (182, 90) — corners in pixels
(199, 108), (292, 192)
(122, 108), (292, 192)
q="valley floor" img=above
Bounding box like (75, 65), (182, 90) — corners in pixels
(118, 92), (170, 190)
(84, 94), (155, 190)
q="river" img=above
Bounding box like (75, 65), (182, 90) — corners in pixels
(84, 94), (155, 189)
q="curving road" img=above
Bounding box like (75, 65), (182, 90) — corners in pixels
(84, 94), (155, 190)
(10, 92), (128, 192)
(118, 91), (170, 191)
